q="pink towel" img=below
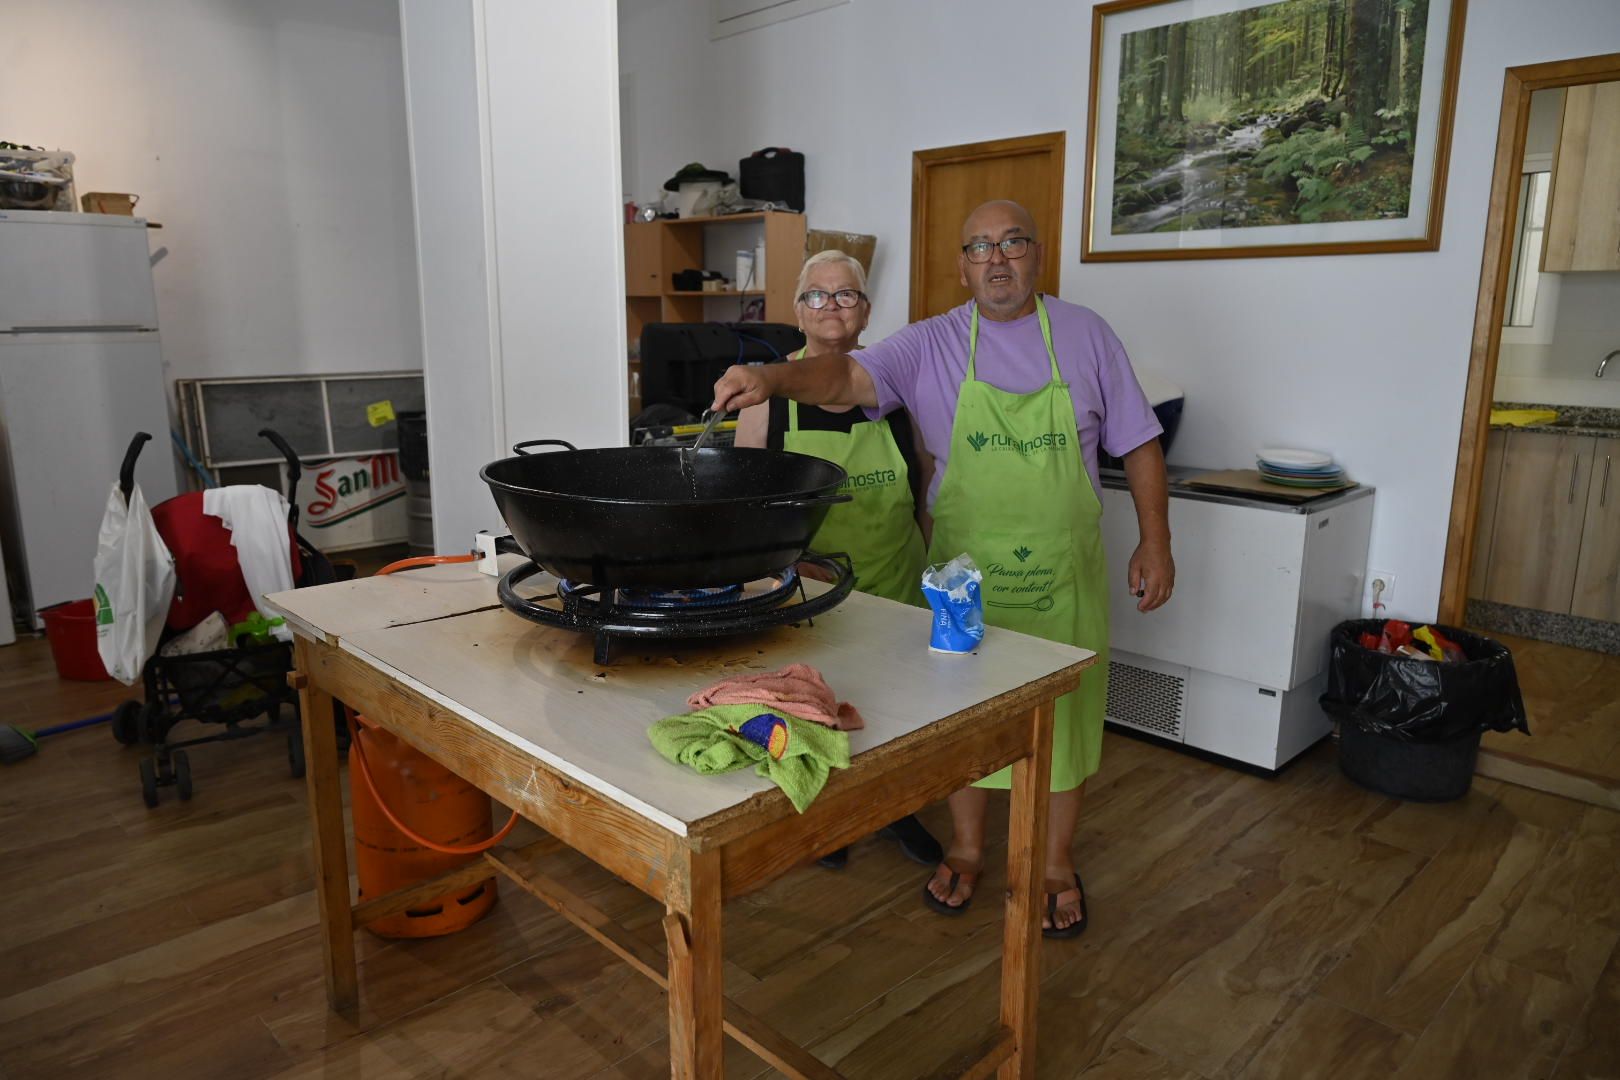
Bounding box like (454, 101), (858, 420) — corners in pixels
(687, 663), (865, 731)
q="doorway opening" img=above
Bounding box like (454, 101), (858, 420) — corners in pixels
(1440, 51), (1620, 809)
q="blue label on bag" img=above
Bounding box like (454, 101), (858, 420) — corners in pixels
(922, 577), (984, 653)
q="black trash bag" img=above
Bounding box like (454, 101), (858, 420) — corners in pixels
(1320, 620), (1529, 743)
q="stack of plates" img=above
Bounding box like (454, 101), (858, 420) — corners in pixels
(1257, 448), (1345, 488)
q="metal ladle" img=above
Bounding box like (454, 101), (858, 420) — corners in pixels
(690, 408), (726, 450)
(679, 409), (727, 499)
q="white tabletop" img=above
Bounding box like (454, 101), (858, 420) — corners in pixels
(267, 562), (1093, 836)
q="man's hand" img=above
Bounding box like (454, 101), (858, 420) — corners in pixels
(1127, 538), (1174, 613)
(711, 365), (775, 413)
(1121, 438), (1173, 613)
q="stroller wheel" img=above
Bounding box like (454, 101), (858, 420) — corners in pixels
(139, 757), (159, 808)
(287, 732), (306, 780)
(112, 701), (143, 746)
(173, 750), (193, 801)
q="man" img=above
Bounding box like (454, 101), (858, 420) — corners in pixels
(712, 200), (1173, 937)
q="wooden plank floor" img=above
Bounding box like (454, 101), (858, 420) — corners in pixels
(1481, 632), (1620, 789)
(1, 635), (1617, 1079)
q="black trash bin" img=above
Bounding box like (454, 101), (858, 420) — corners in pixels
(1320, 620), (1528, 802)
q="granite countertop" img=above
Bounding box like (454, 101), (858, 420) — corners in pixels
(1491, 401), (1620, 438)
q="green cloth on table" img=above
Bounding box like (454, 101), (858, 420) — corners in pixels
(647, 703), (851, 813)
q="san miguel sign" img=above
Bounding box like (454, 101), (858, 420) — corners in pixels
(295, 454), (407, 550)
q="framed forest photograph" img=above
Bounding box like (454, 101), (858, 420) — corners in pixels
(1083, 0), (1467, 260)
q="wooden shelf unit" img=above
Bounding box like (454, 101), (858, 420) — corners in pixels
(623, 211), (806, 344)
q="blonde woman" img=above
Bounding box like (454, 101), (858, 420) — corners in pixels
(736, 250), (939, 870)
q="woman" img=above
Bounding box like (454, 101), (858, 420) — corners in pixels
(736, 250), (940, 869)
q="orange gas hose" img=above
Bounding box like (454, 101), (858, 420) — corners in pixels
(376, 553), (478, 576)
(354, 550), (517, 855)
(347, 713), (520, 855)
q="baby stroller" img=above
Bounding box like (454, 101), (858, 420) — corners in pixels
(109, 428), (345, 806)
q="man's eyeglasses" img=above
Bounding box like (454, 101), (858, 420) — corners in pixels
(798, 288), (867, 310)
(961, 237), (1034, 263)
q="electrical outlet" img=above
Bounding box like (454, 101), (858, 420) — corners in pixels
(1367, 569), (1396, 604)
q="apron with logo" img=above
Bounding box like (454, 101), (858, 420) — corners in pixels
(783, 350), (928, 606)
(926, 296), (1109, 791)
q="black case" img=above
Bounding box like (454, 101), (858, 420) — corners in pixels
(738, 147), (805, 211)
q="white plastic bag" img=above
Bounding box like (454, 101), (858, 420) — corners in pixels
(93, 482), (176, 684)
(202, 486), (295, 642)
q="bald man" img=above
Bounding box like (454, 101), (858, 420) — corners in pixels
(713, 200), (1173, 937)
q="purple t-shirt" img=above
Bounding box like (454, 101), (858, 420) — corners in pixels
(859, 296), (1162, 507)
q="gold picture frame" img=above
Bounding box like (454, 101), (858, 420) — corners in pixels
(1082, 0), (1468, 261)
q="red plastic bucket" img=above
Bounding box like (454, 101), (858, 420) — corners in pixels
(40, 600), (110, 681)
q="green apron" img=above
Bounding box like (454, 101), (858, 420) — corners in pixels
(926, 296), (1109, 791)
(783, 349), (928, 606)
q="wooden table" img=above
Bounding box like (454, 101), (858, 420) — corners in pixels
(266, 557), (1093, 1079)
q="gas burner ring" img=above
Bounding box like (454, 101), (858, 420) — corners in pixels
(498, 554), (852, 665)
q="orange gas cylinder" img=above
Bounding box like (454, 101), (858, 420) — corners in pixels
(348, 715), (498, 938)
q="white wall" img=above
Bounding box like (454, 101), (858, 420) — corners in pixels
(618, 0), (1620, 620)
(402, 0), (628, 553)
(1497, 272), (1620, 408)
(0, 0), (421, 382)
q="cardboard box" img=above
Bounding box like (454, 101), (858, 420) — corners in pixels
(80, 192), (138, 215)
(806, 229), (877, 276)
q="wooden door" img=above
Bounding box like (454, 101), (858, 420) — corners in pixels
(1468, 430), (1507, 599)
(1542, 81), (1620, 272)
(1484, 430), (1596, 612)
(909, 132), (1065, 322)
(1573, 435), (1620, 621)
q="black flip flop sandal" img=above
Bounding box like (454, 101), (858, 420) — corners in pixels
(921, 863), (978, 916)
(1042, 872), (1087, 939)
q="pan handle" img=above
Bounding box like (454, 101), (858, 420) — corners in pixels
(758, 493), (853, 510)
(512, 439), (578, 455)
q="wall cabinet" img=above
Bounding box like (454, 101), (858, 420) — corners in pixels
(1474, 429), (1619, 621)
(1542, 81), (1620, 273)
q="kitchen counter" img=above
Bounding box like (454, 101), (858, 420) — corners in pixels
(1491, 401), (1620, 439)
(1100, 464), (1374, 514)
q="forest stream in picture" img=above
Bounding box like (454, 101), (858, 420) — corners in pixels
(1111, 0), (1430, 235)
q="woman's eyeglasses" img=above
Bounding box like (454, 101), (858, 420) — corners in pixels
(961, 237), (1034, 263)
(797, 288), (867, 310)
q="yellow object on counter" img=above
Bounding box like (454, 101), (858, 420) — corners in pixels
(1490, 408), (1559, 427)
(670, 420), (739, 436)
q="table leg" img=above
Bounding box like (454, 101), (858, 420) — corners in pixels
(292, 641), (358, 1012)
(664, 845), (724, 1079)
(1000, 701), (1055, 1080)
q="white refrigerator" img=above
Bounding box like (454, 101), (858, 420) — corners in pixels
(0, 210), (176, 629)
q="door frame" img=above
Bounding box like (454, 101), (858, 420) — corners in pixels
(909, 131), (1066, 323)
(1437, 52), (1620, 627)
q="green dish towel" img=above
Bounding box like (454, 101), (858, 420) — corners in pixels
(648, 703), (851, 813)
